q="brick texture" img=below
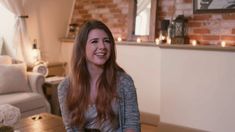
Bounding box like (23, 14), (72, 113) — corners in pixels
(68, 0), (129, 40)
(69, 0), (235, 45)
(158, 0), (235, 45)
(232, 29), (235, 34)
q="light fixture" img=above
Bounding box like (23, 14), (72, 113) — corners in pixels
(137, 38), (141, 43)
(171, 15), (189, 44)
(32, 39), (40, 63)
(69, 23), (78, 38)
(31, 39), (48, 77)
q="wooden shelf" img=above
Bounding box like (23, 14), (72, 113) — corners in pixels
(27, 62), (67, 77)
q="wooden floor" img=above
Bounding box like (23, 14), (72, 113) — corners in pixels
(140, 112), (206, 132)
(141, 123), (158, 132)
(141, 123), (206, 132)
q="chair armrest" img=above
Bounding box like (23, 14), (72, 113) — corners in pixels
(27, 72), (51, 113)
(27, 72), (45, 95)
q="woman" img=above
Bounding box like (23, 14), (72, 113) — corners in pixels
(58, 20), (140, 132)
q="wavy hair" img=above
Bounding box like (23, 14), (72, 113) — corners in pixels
(67, 20), (124, 129)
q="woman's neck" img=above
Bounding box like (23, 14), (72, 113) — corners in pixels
(87, 64), (104, 103)
(87, 64), (103, 82)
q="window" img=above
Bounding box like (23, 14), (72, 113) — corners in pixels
(0, 4), (15, 47)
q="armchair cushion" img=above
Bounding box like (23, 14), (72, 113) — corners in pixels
(0, 63), (30, 94)
(0, 55), (12, 64)
(0, 93), (47, 113)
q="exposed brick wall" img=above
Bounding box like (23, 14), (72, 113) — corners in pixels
(70, 0), (235, 45)
(159, 0), (235, 45)
(69, 0), (129, 40)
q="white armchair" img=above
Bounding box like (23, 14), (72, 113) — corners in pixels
(0, 55), (50, 117)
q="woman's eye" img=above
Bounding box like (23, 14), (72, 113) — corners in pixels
(104, 39), (111, 44)
(91, 40), (98, 44)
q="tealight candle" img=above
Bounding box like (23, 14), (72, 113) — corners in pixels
(192, 40), (197, 46)
(117, 37), (122, 42)
(221, 41), (226, 47)
(161, 36), (166, 41)
(167, 38), (171, 44)
(155, 38), (160, 45)
(137, 38), (141, 43)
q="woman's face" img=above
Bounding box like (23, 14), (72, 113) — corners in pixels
(85, 28), (111, 68)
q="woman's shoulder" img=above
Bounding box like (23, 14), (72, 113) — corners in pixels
(117, 71), (134, 85)
(58, 77), (70, 94)
(117, 71), (135, 94)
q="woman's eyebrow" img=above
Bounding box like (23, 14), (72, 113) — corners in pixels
(88, 37), (109, 42)
(88, 38), (98, 42)
(103, 37), (110, 40)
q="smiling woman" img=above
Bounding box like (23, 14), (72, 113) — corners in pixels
(86, 29), (111, 67)
(58, 20), (141, 132)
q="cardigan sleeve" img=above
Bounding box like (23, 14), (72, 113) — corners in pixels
(118, 73), (141, 132)
(58, 78), (78, 132)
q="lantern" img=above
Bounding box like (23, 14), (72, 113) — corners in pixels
(171, 15), (189, 44)
(69, 23), (78, 38)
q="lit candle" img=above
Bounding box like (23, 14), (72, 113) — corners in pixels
(137, 38), (141, 43)
(161, 36), (166, 41)
(155, 38), (160, 45)
(192, 40), (197, 46)
(117, 37), (122, 42)
(221, 41), (226, 47)
(167, 38), (171, 44)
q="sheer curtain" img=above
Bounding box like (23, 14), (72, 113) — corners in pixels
(0, 0), (34, 64)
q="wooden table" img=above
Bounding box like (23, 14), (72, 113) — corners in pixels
(14, 113), (66, 132)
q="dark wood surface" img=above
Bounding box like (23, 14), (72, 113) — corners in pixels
(12, 112), (204, 132)
(43, 81), (61, 116)
(14, 113), (65, 132)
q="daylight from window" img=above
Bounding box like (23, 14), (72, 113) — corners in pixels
(0, 4), (15, 45)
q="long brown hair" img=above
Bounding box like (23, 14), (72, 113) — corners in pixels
(67, 20), (124, 129)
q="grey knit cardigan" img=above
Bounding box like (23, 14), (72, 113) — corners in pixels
(57, 72), (141, 132)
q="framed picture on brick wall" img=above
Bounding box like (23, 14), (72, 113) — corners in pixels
(193, 0), (235, 13)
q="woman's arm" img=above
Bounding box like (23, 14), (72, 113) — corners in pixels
(125, 129), (136, 132)
(120, 74), (141, 132)
(58, 78), (78, 132)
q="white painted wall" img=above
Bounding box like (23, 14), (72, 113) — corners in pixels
(25, 0), (74, 62)
(116, 45), (161, 115)
(160, 49), (235, 131)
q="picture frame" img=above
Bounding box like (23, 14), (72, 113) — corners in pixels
(193, 0), (235, 14)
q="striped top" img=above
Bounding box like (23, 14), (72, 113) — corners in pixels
(57, 72), (140, 132)
(84, 103), (119, 131)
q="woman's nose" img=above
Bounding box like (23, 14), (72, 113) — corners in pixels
(97, 41), (105, 49)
